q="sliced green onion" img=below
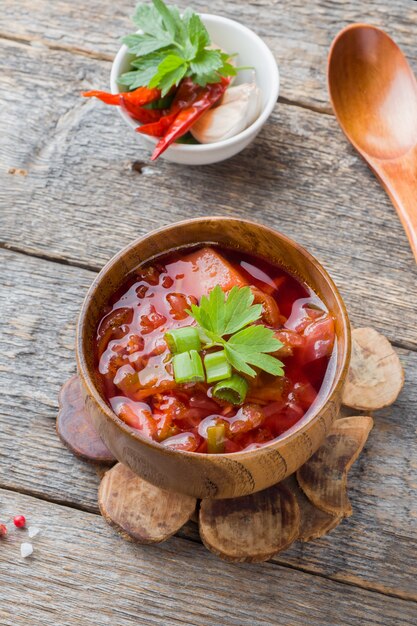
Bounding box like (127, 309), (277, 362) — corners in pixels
(165, 326), (201, 354)
(204, 350), (232, 383)
(212, 374), (249, 405)
(207, 423), (226, 454)
(173, 350), (205, 383)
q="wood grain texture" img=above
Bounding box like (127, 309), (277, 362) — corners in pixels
(284, 475), (342, 542)
(57, 375), (115, 463)
(1, 488), (417, 626)
(99, 463), (196, 543)
(1, 250), (416, 599)
(343, 328), (404, 411)
(297, 415), (374, 516)
(199, 483), (300, 562)
(1, 0), (417, 109)
(1, 38), (416, 350)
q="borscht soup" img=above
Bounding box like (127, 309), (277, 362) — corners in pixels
(95, 246), (336, 454)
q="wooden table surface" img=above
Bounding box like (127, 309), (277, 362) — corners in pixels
(1, 1), (417, 624)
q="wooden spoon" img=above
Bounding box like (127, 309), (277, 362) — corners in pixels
(328, 24), (417, 262)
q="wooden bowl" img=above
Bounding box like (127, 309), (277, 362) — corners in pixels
(76, 217), (351, 499)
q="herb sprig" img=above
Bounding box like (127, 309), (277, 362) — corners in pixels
(119, 0), (237, 95)
(187, 286), (285, 378)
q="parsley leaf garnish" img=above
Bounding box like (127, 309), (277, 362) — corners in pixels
(120, 0), (237, 96)
(187, 285), (285, 378)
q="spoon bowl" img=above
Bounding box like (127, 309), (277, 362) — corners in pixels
(328, 25), (417, 160)
(328, 24), (417, 261)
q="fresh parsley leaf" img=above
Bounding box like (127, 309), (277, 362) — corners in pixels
(226, 326), (284, 377)
(190, 49), (222, 76)
(218, 62), (237, 78)
(123, 32), (175, 56)
(147, 53), (187, 95)
(157, 63), (188, 96)
(187, 285), (263, 337)
(152, 0), (179, 39)
(120, 0), (239, 92)
(119, 50), (170, 89)
(187, 285), (285, 378)
(132, 4), (166, 37)
(221, 286), (262, 334)
(183, 10), (210, 53)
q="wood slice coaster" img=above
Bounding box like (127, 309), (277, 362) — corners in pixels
(99, 463), (196, 544)
(342, 327), (404, 411)
(199, 483), (300, 563)
(56, 327), (404, 560)
(57, 375), (115, 464)
(283, 475), (342, 543)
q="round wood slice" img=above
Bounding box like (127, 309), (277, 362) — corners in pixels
(284, 476), (342, 542)
(57, 375), (116, 463)
(199, 483), (300, 563)
(297, 416), (373, 516)
(99, 463), (196, 544)
(343, 327), (404, 411)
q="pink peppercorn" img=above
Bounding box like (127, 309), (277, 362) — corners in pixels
(0, 524), (7, 537)
(13, 515), (26, 528)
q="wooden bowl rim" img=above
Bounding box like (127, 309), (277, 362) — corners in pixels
(76, 216), (351, 461)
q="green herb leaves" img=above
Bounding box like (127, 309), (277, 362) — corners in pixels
(188, 285), (262, 337)
(225, 326), (285, 377)
(187, 285), (285, 378)
(119, 0), (237, 95)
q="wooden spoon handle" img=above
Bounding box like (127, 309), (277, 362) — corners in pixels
(377, 157), (417, 263)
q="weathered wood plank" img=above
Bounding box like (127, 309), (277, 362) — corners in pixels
(1, 39), (416, 347)
(0, 488), (416, 626)
(1, 249), (416, 599)
(1, 0), (417, 109)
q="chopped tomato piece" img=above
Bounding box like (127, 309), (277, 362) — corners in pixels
(177, 247), (247, 298)
(140, 305), (167, 335)
(273, 329), (305, 357)
(247, 376), (290, 404)
(132, 381), (177, 401)
(152, 393), (188, 421)
(126, 334), (145, 354)
(161, 432), (200, 452)
(112, 399), (157, 440)
(227, 404), (264, 436)
(166, 292), (197, 320)
(301, 316), (335, 364)
(251, 287), (283, 327)
(97, 307), (133, 357)
(189, 392), (220, 412)
(264, 403), (304, 436)
(137, 265), (162, 285)
(292, 381), (318, 410)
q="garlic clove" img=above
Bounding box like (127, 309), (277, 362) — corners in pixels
(191, 83), (262, 144)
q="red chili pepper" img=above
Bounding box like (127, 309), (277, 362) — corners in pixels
(151, 78), (229, 160)
(83, 86), (161, 107)
(119, 100), (163, 124)
(137, 78), (203, 138)
(136, 112), (178, 137)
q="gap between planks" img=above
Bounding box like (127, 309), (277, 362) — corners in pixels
(0, 30), (331, 117)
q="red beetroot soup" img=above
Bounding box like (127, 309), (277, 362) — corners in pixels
(95, 246), (336, 453)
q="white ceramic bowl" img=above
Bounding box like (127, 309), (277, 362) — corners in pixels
(110, 14), (280, 165)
